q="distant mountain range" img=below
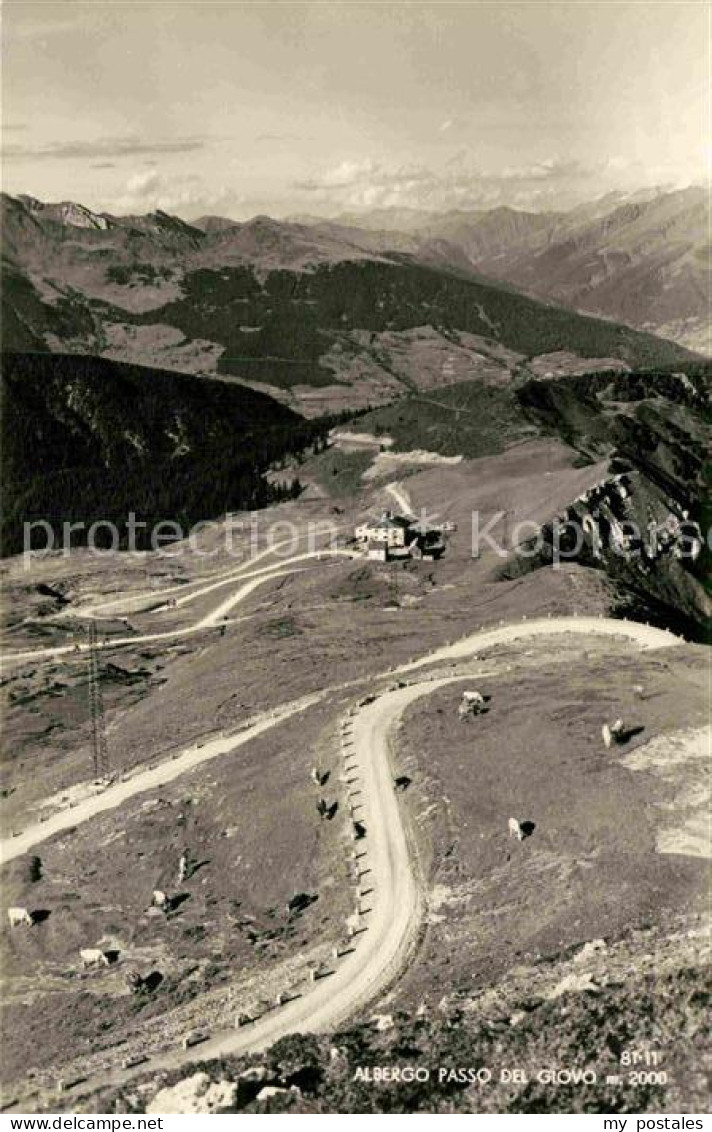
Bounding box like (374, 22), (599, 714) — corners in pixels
(293, 186), (708, 354)
(1, 190), (701, 418)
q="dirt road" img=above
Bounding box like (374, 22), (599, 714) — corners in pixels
(2, 616), (679, 867)
(394, 615), (681, 674)
(0, 691), (324, 867)
(3, 550), (353, 666)
(385, 480), (415, 517)
(64, 537), (337, 620)
(54, 677), (457, 1099)
(1, 616), (683, 1100)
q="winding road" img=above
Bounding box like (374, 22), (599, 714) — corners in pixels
(1, 593), (683, 1100)
(4, 549), (353, 666)
(60, 537), (325, 620)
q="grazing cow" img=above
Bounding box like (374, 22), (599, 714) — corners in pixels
(177, 851), (190, 885)
(459, 690), (487, 719)
(508, 818), (524, 841)
(152, 890), (168, 909)
(603, 719), (625, 748)
(316, 798), (338, 820)
(80, 948), (110, 968)
(7, 907), (33, 928)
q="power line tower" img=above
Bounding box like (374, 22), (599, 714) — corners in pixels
(88, 623), (110, 782)
(503, 508), (513, 551)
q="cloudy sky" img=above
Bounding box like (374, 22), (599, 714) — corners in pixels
(2, 1), (708, 219)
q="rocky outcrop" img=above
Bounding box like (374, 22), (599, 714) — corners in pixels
(147, 1072), (238, 1114)
(507, 372), (711, 640)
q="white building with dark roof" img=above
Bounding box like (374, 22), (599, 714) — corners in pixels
(355, 511), (413, 548)
(356, 510), (446, 562)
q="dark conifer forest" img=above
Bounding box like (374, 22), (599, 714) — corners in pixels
(1, 352), (330, 555)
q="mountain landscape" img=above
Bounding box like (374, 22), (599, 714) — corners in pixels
(2, 355), (709, 1112)
(3, 0), (711, 1117)
(2, 178), (710, 1126)
(296, 186), (709, 354)
(1, 190), (702, 421)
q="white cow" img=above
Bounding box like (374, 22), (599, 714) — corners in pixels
(177, 853), (188, 885)
(7, 907), (33, 928)
(603, 719), (624, 748)
(80, 948), (110, 968)
(508, 818), (524, 841)
(459, 690), (486, 719)
(152, 890), (168, 909)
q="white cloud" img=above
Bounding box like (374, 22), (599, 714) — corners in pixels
(291, 153), (695, 214)
(125, 170), (162, 195)
(107, 171), (239, 219)
(310, 159), (378, 189)
(2, 136), (207, 162)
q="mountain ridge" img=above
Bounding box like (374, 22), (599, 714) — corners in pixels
(1, 191), (698, 418)
(296, 186), (709, 353)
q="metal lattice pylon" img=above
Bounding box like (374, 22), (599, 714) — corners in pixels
(88, 623), (110, 781)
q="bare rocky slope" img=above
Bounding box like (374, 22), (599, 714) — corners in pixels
(505, 371), (710, 642)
